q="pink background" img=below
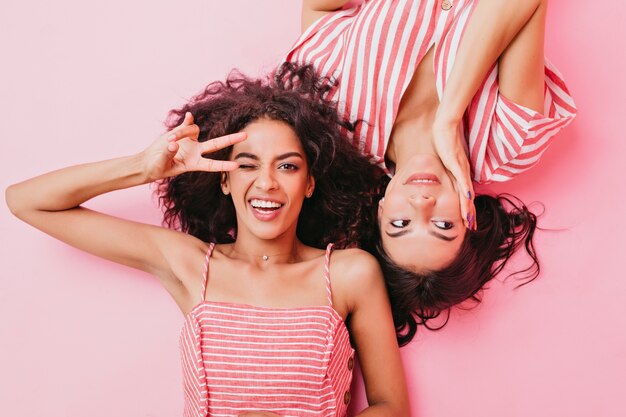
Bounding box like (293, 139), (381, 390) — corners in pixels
(1, 1), (624, 416)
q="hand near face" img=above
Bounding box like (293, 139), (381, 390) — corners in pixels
(432, 122), (477, 230)
(142, 112), (247, 181)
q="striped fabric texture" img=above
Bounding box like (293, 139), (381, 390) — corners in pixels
(180, 243), (355, 417)
(285, 0), (577, 182)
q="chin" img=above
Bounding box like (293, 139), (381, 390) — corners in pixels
(248, 224), (291, 241)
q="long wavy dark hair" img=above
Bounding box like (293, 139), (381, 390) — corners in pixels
(373, 194), (539, 346)
(157, 63), (384, 249)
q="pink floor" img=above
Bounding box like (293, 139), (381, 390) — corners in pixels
(1, 1), (623, 416)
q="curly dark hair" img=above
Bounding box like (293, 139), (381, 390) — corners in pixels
(373, 194), (539, 346)
(157, 63), (385, 249)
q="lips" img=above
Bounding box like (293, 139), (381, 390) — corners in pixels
(404, 173), (441, 185)
(248, 198), (284, 221)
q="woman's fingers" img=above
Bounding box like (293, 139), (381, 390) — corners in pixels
(182, 112), (194, 126)
(189, 132), (247, 172)
(433, 125), (477, 230)
(160, 130), (247, 174)
(454, 161), (476, 231)
(200, 132), (247, 154)
(459, 183), (477, 231)
(167, 124), (200, 142)
(166, 140), (179, 154)
(165, 113), (198, 142)
(441, 151), (477, 230)
(198, 159), (240, 172)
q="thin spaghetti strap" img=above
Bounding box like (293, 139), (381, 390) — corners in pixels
(323, 243), (334, 307)
(200, 242), (216, 303)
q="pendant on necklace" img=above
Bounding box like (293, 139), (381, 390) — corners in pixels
(262, 255), (269, 261)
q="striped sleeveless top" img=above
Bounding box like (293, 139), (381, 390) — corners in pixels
(180, 243), (355, 417)
(285, 0), (577, 182)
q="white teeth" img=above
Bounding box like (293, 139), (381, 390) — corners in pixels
(250, 199), (283, 209)
(410, 179), (437, 184)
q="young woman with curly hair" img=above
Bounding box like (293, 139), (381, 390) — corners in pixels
(287, 0), (577, 344)
(6, 64), (409, 417)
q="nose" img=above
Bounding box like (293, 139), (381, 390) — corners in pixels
(254, 167), (278, 191)
(409, 194), (436, 210)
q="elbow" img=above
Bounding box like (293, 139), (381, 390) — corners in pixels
(389, 403), (410, 417)
(5, 183), (30, 220)
(304, 0), (351, 12)
(369, 399), (410, 417)
(5, 183), (21, 217)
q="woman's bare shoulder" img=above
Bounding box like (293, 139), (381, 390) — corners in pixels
(329, 248), (385, 295)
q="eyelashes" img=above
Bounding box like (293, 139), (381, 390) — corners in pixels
(432, 220), (453, 230)
(390, 219), (410, 228)
(237, 163), (299, 171)
(278, 163), (299, 170)
(390, 219), (454, 230)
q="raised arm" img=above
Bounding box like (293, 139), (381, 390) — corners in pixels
(5, 113), (245, 311)
(301, 0), (351, 32)
(436, 0), (546, 125)
(433, 0), (547, 228)
(334, 250), (410, 417)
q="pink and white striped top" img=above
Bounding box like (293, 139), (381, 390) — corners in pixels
(285, 0), (577, 182)
(180, 243), (355, 417)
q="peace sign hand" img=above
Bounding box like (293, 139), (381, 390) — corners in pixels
(143, 112), (247, 182)
(432, 122), (476, 230)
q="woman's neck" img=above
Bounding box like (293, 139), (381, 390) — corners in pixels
(228, 227), (304, 268)
(386, 112), (437, 173)
(386, 45), (440, 173)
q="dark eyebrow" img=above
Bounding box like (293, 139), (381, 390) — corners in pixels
(233, 152), (258, 160)
(428, 230), (458, 242)
(233, 152), (304, 161)
(385, 229), (412, 238)
(276, 152), (304, 161)
(385, 229), (458, 242)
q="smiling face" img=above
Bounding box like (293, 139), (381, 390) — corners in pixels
(379, 154), (467, 272)
(221, 118), (314, 241)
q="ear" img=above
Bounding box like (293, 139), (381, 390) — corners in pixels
(378, 197), (384, 220)
(305, 175), (315, 198)
(221, 172), (230, 195)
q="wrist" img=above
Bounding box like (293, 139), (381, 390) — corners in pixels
(432, 117), (459, 133)
(434, 110), (462, 130)
(435, 93), (466, 127)
(130, 151), (154, 184)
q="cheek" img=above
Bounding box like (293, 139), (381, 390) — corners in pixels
(286, 174), (310, 195)
(439, 192), (463, 218)
(381, 188), (408, 214)
(226, 175), (251, 199)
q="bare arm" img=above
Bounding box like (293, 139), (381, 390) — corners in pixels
(436, 0), (546, 126)
(301, 0), (351, 32)
(432, 0), (547, 228)
(5, 114), (246, 312)
(334, 250), (410, 417)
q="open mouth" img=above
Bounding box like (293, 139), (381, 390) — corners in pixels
(404, 173), (441, 185)
(249, 198), (284, 220)
(250, 198), (283, 212)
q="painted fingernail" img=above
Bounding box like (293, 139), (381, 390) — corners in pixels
(467, 213), (474, 230)
(467, 191), (472, 199)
